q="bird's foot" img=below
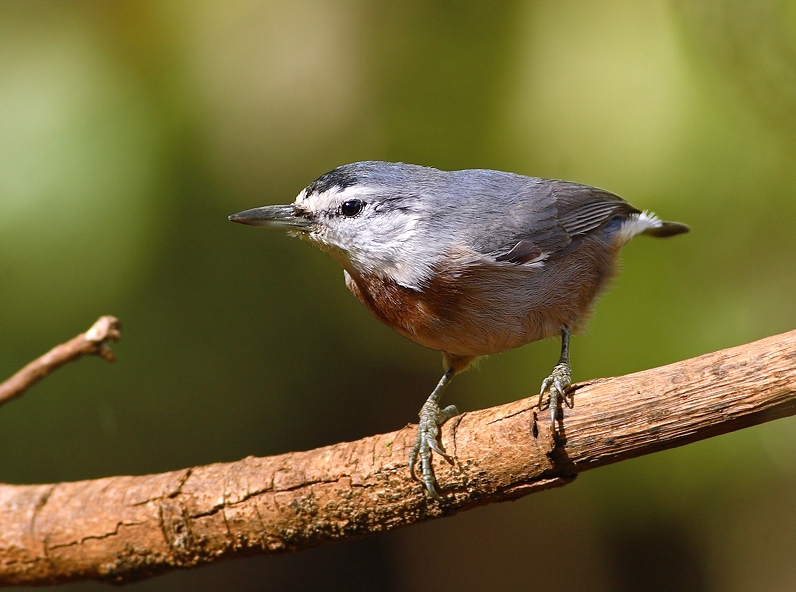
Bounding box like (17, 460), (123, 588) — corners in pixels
(538, 362), (572, 433)
(409, 400), (459, 501)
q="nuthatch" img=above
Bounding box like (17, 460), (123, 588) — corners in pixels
(230, 161), (689, 501)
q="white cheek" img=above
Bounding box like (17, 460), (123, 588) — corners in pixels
(394, 216), (418, 242)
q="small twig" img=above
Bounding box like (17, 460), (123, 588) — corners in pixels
(0, 315), (121, 408)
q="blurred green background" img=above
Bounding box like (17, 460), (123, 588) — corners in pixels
(1, 0), (795, 590)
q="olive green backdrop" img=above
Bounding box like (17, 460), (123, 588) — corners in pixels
(1, 1), (795, 590)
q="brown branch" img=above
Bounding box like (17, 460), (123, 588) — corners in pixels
(1, 329), (795, 586)
(0, 316), (121, 408)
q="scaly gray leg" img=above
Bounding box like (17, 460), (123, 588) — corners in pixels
(539, 327), (573, 432)
(409, 367), (459, 501)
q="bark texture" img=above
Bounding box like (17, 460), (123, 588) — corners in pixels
(1, 329), (795, 586)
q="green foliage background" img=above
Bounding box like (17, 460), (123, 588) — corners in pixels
(1, 1), (795, 590)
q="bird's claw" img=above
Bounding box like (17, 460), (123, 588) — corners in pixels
(538, 362), (572, 432)
(409, 401), (459, 501)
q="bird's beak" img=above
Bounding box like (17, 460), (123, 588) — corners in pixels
(228, 204), (312, 231)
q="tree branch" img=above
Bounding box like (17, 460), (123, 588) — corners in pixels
(1, 329), (795, 586)
(0, 316), (121, 408)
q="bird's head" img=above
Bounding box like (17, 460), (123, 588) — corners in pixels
(229, 162), (443, 288)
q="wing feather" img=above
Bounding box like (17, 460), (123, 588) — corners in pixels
(486, 180), (638, 264)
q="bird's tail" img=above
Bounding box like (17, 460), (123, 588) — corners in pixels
(614, 211), (689, 245)
(641, 220), (690, 238)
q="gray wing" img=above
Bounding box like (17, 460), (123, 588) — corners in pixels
(468, 178), (639, 263)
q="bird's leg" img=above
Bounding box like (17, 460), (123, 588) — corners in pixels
(409, 367), (459, 501)
(539, 327), (572, 432)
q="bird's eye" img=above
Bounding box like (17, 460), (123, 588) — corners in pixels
(340, 199), (364, 217)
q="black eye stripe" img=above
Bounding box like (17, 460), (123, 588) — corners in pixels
(340, 199), (364, 217)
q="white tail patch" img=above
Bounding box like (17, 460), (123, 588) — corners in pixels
(615, 211), (663, 245)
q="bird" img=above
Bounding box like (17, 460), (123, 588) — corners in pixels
(229, 161), (689, 501)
